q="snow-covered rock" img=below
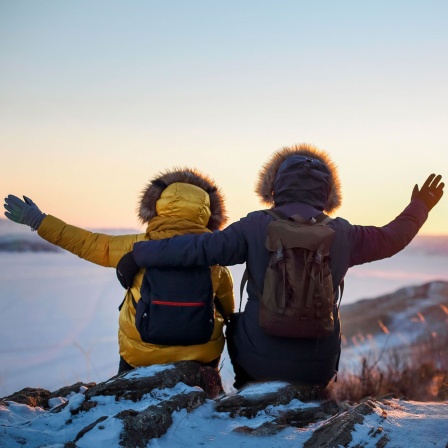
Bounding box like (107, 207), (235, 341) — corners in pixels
(1, 361), (447, 448)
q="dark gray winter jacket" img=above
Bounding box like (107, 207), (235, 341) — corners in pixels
(132, 158), (428, 384)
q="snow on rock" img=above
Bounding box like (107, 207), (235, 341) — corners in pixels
(0, 361), (217, 447)
(1, 361), (447, 448)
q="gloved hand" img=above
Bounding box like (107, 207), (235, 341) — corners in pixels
(4, 195), (46, 230)
(116, 251), (140, 289)
(411, 174), (444, 211)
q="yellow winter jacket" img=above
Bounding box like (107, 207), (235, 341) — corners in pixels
(37, 182), (234, 367)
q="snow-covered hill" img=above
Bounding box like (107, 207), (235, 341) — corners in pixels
(340, 281), (448, 371)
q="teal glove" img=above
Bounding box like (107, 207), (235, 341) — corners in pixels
(4, 195), (46, 230)
(411, 174), (444, 212)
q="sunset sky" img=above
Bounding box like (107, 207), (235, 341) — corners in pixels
(1, 1), (447, 234)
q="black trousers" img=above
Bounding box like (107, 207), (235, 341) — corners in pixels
(118, 356), (134, 375)
(225, 313), (255, 389)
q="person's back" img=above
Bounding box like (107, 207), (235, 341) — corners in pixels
(121, 144), (444, 389)
(117, 173), (235, 372)
(4, 168), (235, 374)
(227, 146), (436, 388)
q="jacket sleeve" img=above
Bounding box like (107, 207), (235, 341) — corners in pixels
(38, 215), (144, 267)
(133, 220), (248, 268)
(347, 199), (429, 267)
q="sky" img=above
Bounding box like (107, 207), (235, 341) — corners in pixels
(1, 0), (447, 234)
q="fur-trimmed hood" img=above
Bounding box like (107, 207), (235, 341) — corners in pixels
(138, 168), (227, 231)
(255, 143), (342, 213)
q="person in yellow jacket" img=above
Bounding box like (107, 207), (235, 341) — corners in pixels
(4, 168), (235, 374)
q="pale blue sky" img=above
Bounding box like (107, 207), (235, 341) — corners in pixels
(1, 1), (447, 233)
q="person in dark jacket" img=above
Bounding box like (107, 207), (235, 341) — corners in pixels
(116, 143), (444, 390)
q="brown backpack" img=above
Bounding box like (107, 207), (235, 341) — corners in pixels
(242, 210), (337, 338)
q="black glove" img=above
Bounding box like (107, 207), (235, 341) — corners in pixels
(116, 251), (140, 289)
(411, 174), (444, 211)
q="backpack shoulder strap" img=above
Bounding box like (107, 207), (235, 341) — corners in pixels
(314, 213), (333, 225)
(214, 296), (228, 321)
(335, 279), (345, 307)
(265, 209), (332, 225)
(239, 267), (249, 313)
(263, 209), (287, 220)
(264, 209), (309, 225)
(239, 266), (267, 312)
(238, 209), (287, 311)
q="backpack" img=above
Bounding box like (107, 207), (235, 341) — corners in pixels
(253, 209), (336, 339)
(134, 266), (216, 346)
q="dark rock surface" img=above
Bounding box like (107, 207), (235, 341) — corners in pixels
(0, 361), (439, 447)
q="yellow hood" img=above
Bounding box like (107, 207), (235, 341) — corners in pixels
(156, 182), (211, 228)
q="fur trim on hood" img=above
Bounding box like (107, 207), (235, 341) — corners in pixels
(255, 143), (342, 213)
(138, 167), (228, 231)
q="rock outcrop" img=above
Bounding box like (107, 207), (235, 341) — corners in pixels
(0, 361), (414, 448)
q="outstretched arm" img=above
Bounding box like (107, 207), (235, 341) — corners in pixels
(4, 194), (142, 267)
(411, 174), (444, 211)
(348, 174), (444, 266)
(116, 223), (247, 294)
(132, 221), (248, 268)
(4, 195), (46, 230)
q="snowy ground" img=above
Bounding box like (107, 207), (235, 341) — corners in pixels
(0, 365), (447, 448)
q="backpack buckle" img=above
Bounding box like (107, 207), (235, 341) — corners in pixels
(275, 241), (284, 262)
